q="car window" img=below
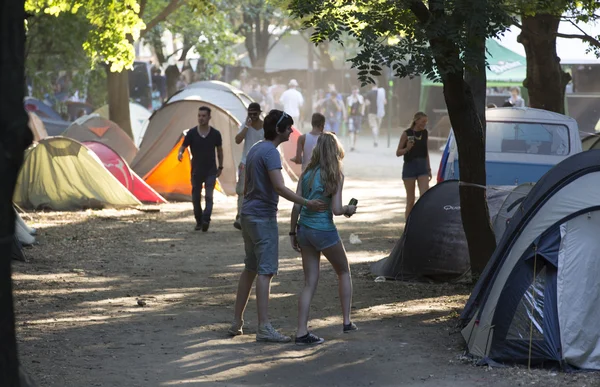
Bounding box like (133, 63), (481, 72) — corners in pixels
(486, 122), (570, 156)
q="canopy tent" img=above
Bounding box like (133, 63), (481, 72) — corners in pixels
(62, 115), (138, 164)
(14, 137), (141, 211)
(461, 150), (600, 369)
(370, 180), (510, 282)
(93, 102), (152, 147)
(167, 81), (253, 124)
(28, 112), (48, 142)
(419, 39), (527, 112)
(131, 99), (241, 200)
(83, 141), (166, 204)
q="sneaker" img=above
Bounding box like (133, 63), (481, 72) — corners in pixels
(343, 322), (358, 333)
(202, 222), (210, 232)
(233, 220), (242, 230)
(228, 320), (244, 336)
(295, 332), (325, 346)
(194, 223), (202, 231)
(256, 323), (291, 343)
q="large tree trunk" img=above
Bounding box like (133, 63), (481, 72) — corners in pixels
(106, 69), (133, 139)
(464, 33), (487, 127)
(519, 14), (571, 114)
(1, 1), (33, 385)
(443, 73), (496, 275)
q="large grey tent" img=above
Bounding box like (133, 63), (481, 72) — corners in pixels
(370, 180), (512, 282)
(461, 149), (600, 369)
(491, 183), (535, 244)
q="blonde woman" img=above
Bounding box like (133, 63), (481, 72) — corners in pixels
(289, 132), (358, 345)
(396, 112), (431, 220)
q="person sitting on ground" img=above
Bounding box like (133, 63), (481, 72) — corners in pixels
(290, 113), (325, 172)
(228, 110), (327, 343)
(290, 132), (358, 346)
(396, 112), (431, 221)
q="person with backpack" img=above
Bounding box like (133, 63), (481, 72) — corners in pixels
(346, 86), (365, 151)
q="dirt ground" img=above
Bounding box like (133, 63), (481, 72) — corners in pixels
(13, 136), (600, 386)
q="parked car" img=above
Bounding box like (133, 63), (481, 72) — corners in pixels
(437, 107), (582, 186)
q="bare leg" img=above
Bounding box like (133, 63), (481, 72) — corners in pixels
(349, 131), (356, 150)
(322, 241), (352, 325)
(403, 178), (416, 221)
(256, 274), (274, 326)
(417, 175), (430, 197)
(297, 244), (321, 337)
(233, 269), (257, 325)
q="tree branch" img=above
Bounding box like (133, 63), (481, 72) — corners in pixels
(141, 0), (184, 37)
(139, 0), (148, 19)
(556, 32), (600, 50)
(407, 0), (430, 24)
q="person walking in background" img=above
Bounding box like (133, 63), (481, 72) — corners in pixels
(233, 102), (264, 230)
(366, 83), (386, 147)
(229, 110), (327, 343)
(290, 132), (358, 345)
(279, 79), (304, 129)
(396, 112), (431, 221)
(508, 87), (525, 107)
(346, 86), (365, 151)
(324, 92), (343, 135)
(290, 113), (325, 172)
(177, 106), (223, 232)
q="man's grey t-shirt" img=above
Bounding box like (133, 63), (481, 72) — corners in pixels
(242, 141), (282, 217)
(239, 124), (264, 165)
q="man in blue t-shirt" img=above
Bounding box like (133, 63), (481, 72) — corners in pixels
(177, 106), (223, 232)
(228, 109), (326, 343)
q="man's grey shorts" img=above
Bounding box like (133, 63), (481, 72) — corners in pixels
(241, 215), (279, 275)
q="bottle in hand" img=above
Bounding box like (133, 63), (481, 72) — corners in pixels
(345, 198), (358, 218)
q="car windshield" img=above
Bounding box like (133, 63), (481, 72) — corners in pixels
(486, 121), (570, 156)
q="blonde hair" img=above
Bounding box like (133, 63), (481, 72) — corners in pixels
(409, 111), (427, 130)
(303, 132), (345, 195)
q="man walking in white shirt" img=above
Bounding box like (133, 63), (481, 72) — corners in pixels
(279, 79), (304, 129)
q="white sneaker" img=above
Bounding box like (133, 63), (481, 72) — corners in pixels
(227, 320), (243, 336)
(256, 323), (291, 343)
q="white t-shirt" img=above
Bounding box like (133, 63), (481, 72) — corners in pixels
(279, 88), (304, 117)
(239, 124), (264, 164)
(376, 88), (386, 118)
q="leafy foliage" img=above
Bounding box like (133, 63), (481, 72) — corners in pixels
(288, 0), (513, 84)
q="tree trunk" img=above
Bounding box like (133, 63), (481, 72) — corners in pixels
(443, 73), (496, 275)
(519, 14), (571, 114)
(464, 33), (487, 128)
(1, 1), (33, 385)
(106, 68), (133, 139)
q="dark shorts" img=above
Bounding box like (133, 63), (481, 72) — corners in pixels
(402, 158), (429, 179)
(241, 215), (279, 275)
(297, 225), (340, 251)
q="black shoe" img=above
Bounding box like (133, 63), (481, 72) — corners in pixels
(295, 332), (325, 346)
(202, 222), (210, 232)
(194, 224), (202, 231)
(343, 322), (358, 333)
(233, 220), (242, 230)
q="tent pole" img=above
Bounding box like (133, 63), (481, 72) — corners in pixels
(527, 246), (539, 371)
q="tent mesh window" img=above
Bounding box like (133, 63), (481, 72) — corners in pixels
(507, 266), (546, 341)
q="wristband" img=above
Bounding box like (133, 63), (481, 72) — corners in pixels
(289, 232), (296, 236)
(218, 166), (224, 170)
(303, 199), (308, 206)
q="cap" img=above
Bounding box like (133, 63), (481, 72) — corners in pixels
(248, 102), (262, 112)
(289, 79), (299, 87)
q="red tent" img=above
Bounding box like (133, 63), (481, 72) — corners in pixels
(83, 141), (167, 204)
(279, 126), (303, 180)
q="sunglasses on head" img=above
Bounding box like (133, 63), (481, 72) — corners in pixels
(276, 112), (290, 129)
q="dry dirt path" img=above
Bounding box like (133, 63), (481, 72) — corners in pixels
(13, 136), (599, 386)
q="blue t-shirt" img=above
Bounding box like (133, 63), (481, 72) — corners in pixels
(241, 141), (282, 217)
(298, 167), (335, 231)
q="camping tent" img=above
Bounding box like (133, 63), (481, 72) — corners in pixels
(28, 112), (48, 141)
(24, 97), (63, 121)
(62, 115), (138, 163)
(582, 135), (600, 151)
(280, 126), (303, 180)
(168, 80), (253, 124)
(491, 183), (535, 244)
(131, 99), (241, 200)
(83, 141), (166, 204)
(14, 137), (141, 210)
(93, 102), (151, 147)
(370, 180), (511, 282)
(461, 149), (600, 369)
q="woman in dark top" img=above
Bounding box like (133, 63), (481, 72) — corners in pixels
(396, 112), (431, 221)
